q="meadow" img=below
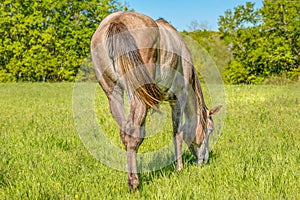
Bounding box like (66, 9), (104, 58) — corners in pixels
(0, 83), (299, 199)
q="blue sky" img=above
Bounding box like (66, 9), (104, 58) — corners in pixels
(120, 0), (263, 31)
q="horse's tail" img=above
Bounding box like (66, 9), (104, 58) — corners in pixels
(191, 66), (207, 126)
(106, 22), (162, 110)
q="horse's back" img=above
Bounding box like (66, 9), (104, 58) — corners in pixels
(91, 12), (159, 52)
(156, 18), (193, 66)
(155, 18), (193, 93)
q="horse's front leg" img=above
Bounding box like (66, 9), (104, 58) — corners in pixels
(171, 97), (185, 171)
(198, 133), (210, 164)
(191, 131), (210, 165)
(124, 97), (147, 190)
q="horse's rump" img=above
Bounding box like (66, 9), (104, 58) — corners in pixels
(106, 21), (162, 109)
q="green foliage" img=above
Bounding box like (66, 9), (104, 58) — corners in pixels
(219, 0), (300, 84)
(0, 0), (127, 82)
(182, 30), (232, 76)
(0, 83), (299, 198)
(223, 60), (250, 84)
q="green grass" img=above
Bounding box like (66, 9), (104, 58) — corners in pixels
(0, 83), (299, 199)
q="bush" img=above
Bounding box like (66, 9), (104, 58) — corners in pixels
(0, 0), (127, 82)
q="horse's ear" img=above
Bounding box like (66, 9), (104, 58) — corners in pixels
(209, 105), (222, 116)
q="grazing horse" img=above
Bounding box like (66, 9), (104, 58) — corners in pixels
(91, 11), (221, 189)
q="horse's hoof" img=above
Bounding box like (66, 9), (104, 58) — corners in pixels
(176, 166), (183, 171)
(194, 159), (207, 166)
(128, 179), (139, 190)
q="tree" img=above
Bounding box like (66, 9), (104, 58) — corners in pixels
(219, 0), (300, 84)
(0, 0), (128, 82)
(261, 0), (300, 73)
(188, 20), (211, 32)
(182, 30), (232, 78)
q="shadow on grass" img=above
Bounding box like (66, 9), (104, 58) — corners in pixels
(138, 150), (217, 190)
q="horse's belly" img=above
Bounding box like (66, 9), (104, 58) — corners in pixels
(155, 66), (185, 99)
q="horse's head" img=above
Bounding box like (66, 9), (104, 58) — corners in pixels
(206, 105), (222, 134)
(192, 105), (222, 165)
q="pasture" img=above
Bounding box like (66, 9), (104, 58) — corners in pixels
(0, 83), (299, 199)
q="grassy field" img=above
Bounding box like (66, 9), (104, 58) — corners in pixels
(0, 83), (299, 199)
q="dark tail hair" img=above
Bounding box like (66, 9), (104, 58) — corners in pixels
(106, 22), (162, 110)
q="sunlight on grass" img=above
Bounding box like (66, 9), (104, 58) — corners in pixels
(0, 83), (299, 199)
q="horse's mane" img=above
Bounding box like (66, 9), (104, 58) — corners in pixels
(191, 67), (208, 127)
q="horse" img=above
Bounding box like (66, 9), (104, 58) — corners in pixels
(90, 11), (221, 189)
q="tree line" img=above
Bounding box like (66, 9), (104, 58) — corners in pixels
(0, 0), (299, 83)
(218, 0), (300, 84)
(0, 0), (127, 82)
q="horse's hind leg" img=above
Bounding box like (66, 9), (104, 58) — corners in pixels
(106, 85), (127, 140)
(106, 87), (145, 189)
(124, 97), (147, 189)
